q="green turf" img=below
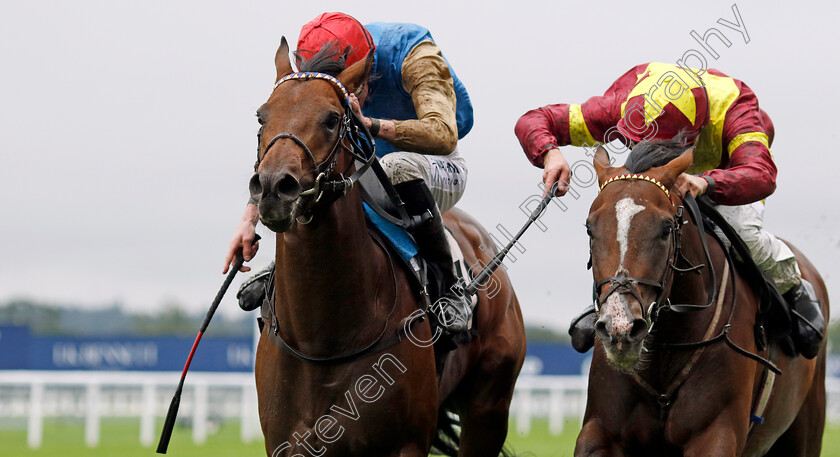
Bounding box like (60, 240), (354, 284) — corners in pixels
(0, 418), (838, 456)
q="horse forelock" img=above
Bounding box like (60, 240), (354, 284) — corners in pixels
(624, 131), (692, 173)
(296, 42), (349, 77)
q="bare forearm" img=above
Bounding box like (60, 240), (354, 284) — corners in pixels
(362, 117), (396, 143)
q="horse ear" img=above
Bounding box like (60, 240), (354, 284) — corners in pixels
(593, 145), (615, 186)
(275, 36), (294, 82)
(662, 146), (694, 178)
(337, 51), (373, 94)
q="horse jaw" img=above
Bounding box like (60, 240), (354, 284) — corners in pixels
(257, 195), (301, 233)
(602, 341), (645, 373)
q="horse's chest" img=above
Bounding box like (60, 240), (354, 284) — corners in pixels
(263, 355), (430, 456)
(268, 387), (414, 456)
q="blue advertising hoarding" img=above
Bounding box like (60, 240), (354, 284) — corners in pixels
(0, 326), (253, 372)
(2, 325), (838, 376)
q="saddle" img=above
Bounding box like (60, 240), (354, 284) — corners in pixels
(357, 158), (477, 311)
(695, 196), (793, 353)
(359, 168), (479, 372)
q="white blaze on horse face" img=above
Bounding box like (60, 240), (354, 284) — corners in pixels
(615, 197), (646, 272)
(604, 293), (634, 336)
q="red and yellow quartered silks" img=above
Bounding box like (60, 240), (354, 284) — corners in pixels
(514, 62), (777, 205)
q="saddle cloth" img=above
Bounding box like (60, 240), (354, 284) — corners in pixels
(363, 203), (477, 312)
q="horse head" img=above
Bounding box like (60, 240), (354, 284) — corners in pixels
(586, 143), (694, 371)
(249, 37), (373, 232)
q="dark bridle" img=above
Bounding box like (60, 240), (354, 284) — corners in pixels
(255, 71), (377, 223)
(592, 173), (783, 415)
(592, 174), (717, 327)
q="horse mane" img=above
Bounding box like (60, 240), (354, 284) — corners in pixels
(624, 131), (693, 173)
(295, 42), (349, 76)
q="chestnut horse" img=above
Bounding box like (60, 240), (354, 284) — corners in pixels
(248, 38), (526, 457)
(577, 145), (828, 456)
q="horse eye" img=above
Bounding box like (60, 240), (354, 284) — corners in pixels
(661, 224), (673, 239)
(324, 112), (340, 130)
(586, 225), (593, 238)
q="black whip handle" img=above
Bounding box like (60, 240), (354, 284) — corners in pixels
(157, 234), (260, 453)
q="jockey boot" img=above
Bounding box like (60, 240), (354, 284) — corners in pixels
(783, 279), (824, 359)
(395, 179), (472, 334)
(236, 262), (274, 312)
(568, 304), (597, 353)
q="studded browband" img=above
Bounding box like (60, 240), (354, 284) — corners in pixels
(599, 173), (672, 204)
(274, 72), (349, 100)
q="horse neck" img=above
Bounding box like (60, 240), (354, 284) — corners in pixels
(273, 189), (389, 347)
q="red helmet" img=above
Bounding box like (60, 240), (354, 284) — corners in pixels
(297, 12), (375, 67)
(616, 68), (710, 144)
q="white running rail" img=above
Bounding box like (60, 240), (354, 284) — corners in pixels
(1, 371), (838, 448)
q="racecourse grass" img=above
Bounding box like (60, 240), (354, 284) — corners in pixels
(0, 418), (838, 456)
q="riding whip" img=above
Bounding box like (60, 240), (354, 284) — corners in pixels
(156, 234), (260, 454)
(463, 190), (554, 296)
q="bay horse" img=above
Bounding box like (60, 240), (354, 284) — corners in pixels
(248, 38), (526, 457)
(577, 144), (828, 456)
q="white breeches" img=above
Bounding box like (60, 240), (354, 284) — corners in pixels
(380, 145), (468, 213)
(714, 201), (801, 294)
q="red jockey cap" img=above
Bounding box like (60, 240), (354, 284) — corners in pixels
(297, 12), (375, 67)
(616, 69), (710, 144)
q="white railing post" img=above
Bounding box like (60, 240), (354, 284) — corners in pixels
(515, 387), (532, 435)
(548, 387), (564, 435)
(140, 382), (155, 446)
(84, 382), (100, 447)
(5, 371), (840, 447)
(27, 382), (44, 449)
(192, 381), (208, 445)
(240, 382), (261, 442)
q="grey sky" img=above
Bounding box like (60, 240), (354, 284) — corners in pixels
(1, 0), (838, 331)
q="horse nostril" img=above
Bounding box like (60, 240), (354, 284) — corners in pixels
(595, 317), (610, 338)
(248, 174), (262, 201)
(629, 318), (648, 342)
(274, 173), (301, 198)
(254, 172), (300, 200)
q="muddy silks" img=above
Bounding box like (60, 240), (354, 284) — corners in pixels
(363, 22), (474, 157)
